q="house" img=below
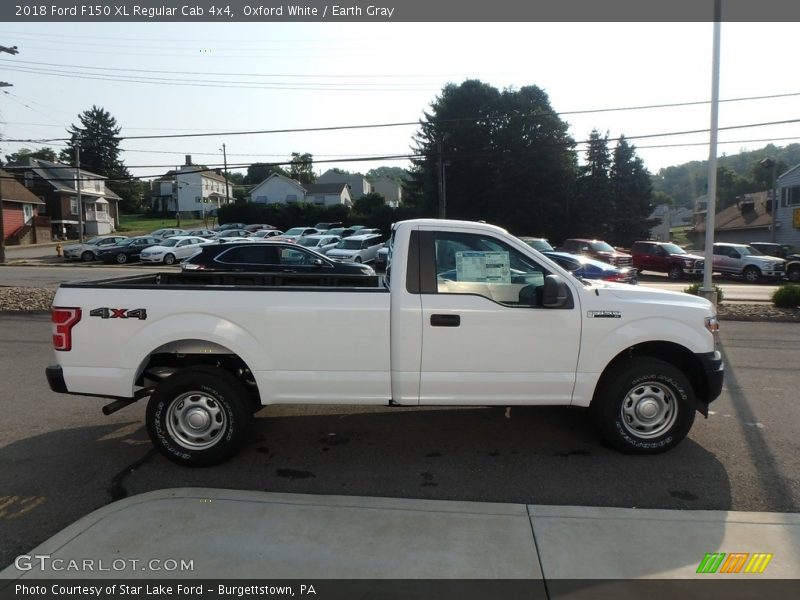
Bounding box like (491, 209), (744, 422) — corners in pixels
(0, 169), (49, 245)
(690, 191), (774, 246)
(4, 158), (120, 239)
(248, 174), (353, 207)
(776, 163), (800, 248)
(647, 204), (694, 241)
(316, 169), (371, 200)
(149, 155), (232, 217)
(368, 175), (402, 207)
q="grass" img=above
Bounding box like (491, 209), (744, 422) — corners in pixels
(117, 214), (213, 236)
(670, 225), (694, 249)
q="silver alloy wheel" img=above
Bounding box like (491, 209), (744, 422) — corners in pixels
(620, 381), (678, 439)
(166, 391), (227, 450)
(164, 253), (176, 265)
(115, 252), (128, 264)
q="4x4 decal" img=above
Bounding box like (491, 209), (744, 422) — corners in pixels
(90, 308), (147, 320)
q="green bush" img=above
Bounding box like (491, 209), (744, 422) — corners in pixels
(683, 282), (724, 304)
(772, 284), (800, 308)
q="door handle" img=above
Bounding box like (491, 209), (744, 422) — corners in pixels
(430, 314), (460, 327)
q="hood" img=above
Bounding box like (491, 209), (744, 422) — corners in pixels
(670, 252), (704, 261)
(587, 280), (713, 309)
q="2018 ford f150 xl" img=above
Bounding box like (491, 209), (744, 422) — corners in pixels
(46, 219), (724, 466)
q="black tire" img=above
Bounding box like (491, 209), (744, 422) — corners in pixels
(115, 252), (128, 264)
(787, 265), (800, 283)
(667, 264), (684, 281)
(163, 253), (176, 266)
(743, 265), (761, 283)
(592, 357), (696, 454)
(81, 250), (95, 262)
(146, 366), (253, 467)
(354, 256), (362, 263)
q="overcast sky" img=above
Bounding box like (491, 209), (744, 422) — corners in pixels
(1, 21), (798, 180)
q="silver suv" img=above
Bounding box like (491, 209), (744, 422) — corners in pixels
(712, 243), (785, 283)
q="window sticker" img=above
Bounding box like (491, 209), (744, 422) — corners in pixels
(456, 251), (511, 283)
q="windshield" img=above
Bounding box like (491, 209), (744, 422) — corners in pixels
(115, 238), (136, 246)
(590, 241), (616, 253)
(297, 238), (320, 247)
(743, 246), (763, 256)
(661, 243), (686, 255)
(158, 239), (179, 247)
(284, 228), (307, 235)
(336, 239), (362, 250)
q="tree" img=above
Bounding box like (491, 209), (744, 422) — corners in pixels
(609, 136), (655, 246)
(574, 130), (613, 239)
(58, 106), (139, 212)
(244, 162), (286, 185)
(288, 152), (315, 184)
(4, 147), (57, 164)
(353, 192), (386, 217)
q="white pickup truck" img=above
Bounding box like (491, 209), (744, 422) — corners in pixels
(47, 219), (723, 466)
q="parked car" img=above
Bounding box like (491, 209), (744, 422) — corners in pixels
(250, 229), (284, 239)
(149, 228), (187, 240)
(543, 251), (638, 284)
(182, 242), (375, 275)
(375, 246), (390, 269)
(750, 242), (800, 282)
(211, 228), (250, 239)
(63, 235), (129, 262)
(96, 236), (161, 264)
(327, 227), (362, 238)
(631, 241), (704, 280)
(712, 243), (785, 283)
(326, 233), (385, 263)
(215, 222), (247, 232)
(296, 234), (342, 255)
(561, 238), (633, 267)
(314, 221), (343, 231)
(244, 224), (276, 233)
(282, 227), (321, 241)
(139, 236), (211, 265)
(184, 229), (216, 238)
(518, 237), (555, 252)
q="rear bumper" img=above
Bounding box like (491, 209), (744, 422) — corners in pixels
(695, 350), (724, 415)
(46, 365), (68, 394)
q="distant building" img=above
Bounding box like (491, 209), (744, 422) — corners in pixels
(647, 204), (694, 241)
(150, 155), (232, 217)
(776, 163), (800, 248)
(248, 174), (352, 207)
(690, 191), (774, 246)
(316, 170), (371, 200)
(4, 158), (120, 239)
(369, 175), (402, 207)
(0, 168), (48, 245)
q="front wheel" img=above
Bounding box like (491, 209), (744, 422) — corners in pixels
(787, 265), (800, 283)
(81, 250), (95, 262)
(163, 253), (176, 265)
(592, 357), (696, 454)
(115, 252), (128, 264)
(354, 256), (362, 263)
(146, 367), (253, 467)
(667, 264), (684, 281)
(743, 266), (761, 283)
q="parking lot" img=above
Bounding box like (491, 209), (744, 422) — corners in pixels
(0, 312), (798, 570)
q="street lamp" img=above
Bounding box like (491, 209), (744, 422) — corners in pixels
(760, 157), (778, 243)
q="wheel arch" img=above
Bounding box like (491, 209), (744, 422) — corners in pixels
(591, 341), (710, 414)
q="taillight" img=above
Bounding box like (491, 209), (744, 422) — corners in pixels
(52, 307), (82, 351)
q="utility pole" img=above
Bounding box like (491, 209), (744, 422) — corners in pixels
(222, 143), (230, 205)
(436, 135), (444, 219)
(0, 171), (6, 264)
(76, 136), (84, 243)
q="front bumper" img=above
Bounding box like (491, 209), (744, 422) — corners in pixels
(695, 350), (724, 415)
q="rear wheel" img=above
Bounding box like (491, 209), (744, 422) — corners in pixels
(163, 253), (176, 265)
(146, 367), (253, 467)
(592, 357), (696, 454)
(743, 265), (761, 283)
(667, 264), (684, 281)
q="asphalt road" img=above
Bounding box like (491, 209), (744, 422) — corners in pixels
(0, 313), (798, 570)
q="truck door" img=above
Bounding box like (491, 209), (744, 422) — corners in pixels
(416, 229), (582, 406)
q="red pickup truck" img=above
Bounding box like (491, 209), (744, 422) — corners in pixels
(561, 238), (633, 268)
(631, 241), (705, 280)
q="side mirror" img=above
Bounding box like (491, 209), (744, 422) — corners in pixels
(312, 258), (324, 267)
(542, 274), (569, 308)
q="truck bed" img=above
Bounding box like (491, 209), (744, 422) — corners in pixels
(59, 271), (385, 290)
